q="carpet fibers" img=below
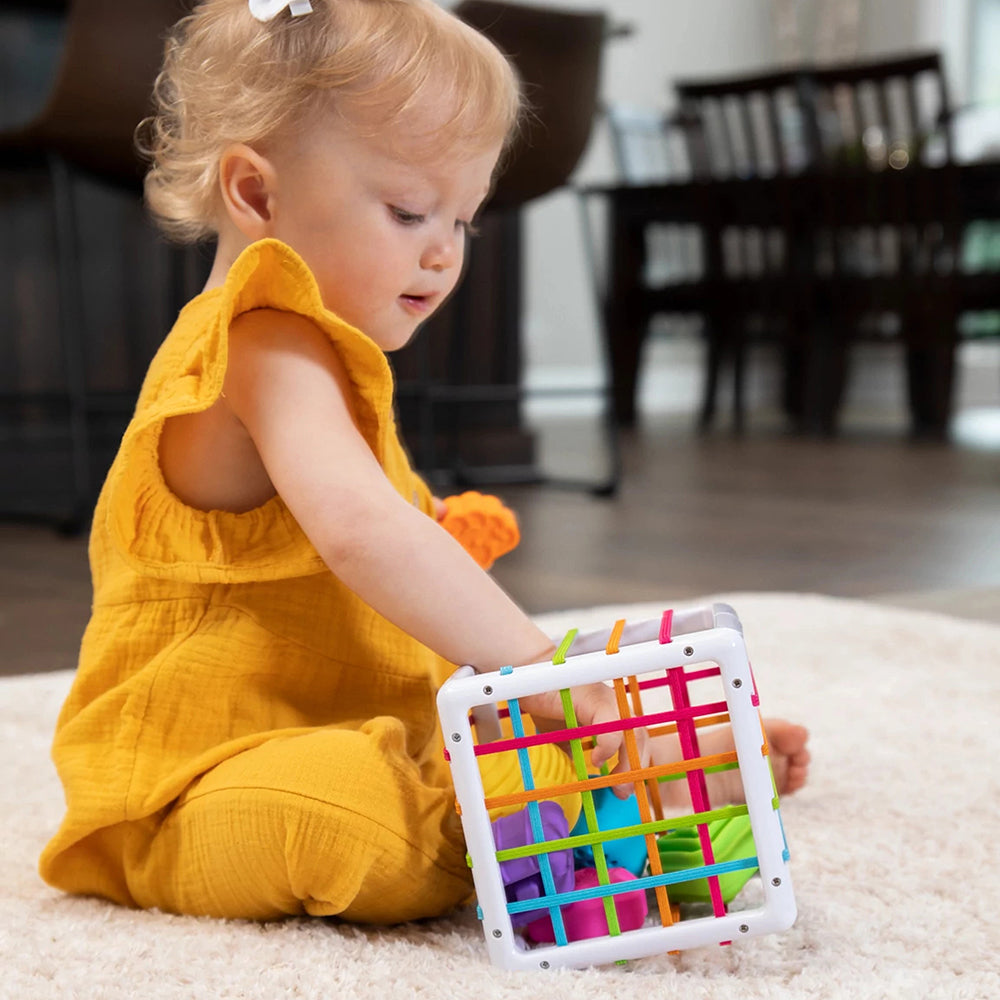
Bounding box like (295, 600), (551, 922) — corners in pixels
(2, 593), (999, 999)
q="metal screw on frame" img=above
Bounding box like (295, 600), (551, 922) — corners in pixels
(483, 685), (493, 696)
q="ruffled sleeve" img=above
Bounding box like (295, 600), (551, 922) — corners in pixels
(100, 239), (415, 583)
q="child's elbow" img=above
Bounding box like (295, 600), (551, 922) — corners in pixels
(311, 487), (416, 580)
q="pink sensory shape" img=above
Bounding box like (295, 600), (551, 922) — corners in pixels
(525, 867), (649, 943)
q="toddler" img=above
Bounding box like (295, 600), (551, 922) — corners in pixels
(40, 0), (808, 925)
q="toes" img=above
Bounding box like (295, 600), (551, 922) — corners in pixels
(786, 772), (808, 794)
(767, 721), (809, 751)
(762, 719), (811, 796)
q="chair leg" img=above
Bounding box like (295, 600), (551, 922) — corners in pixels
(697, 314), (723, 431)
(905, 344), (956, 439)
(903, 283), (958, 439)
(780, 343), (805, 423)
(731, 322), (747, 434)
(799, 313), (847, 436)
(49, 154), (92, 529)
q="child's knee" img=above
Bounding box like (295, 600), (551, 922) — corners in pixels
(132, 725), (469, 921)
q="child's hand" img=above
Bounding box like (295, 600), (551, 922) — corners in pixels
(520, 682), (649, 799)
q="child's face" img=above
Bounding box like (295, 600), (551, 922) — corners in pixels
(265, 120), (501, 351)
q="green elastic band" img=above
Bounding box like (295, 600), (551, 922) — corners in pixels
(495, 803), (750, 862)
(552, 629), (578, 665)
(656, 761), (740, 783)
(557, 686), (621, 935)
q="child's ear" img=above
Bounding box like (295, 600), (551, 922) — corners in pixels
(218, 144), (278, 239)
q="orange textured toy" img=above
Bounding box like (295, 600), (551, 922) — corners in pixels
(439, 491), (520, 570)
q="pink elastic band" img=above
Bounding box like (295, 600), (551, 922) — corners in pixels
(659, 609), (674, 644)
(473, 700), (729, 756)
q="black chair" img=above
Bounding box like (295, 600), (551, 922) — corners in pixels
(584, 67), (820, 432)
(801, 52), (960, 436)
(953, 160), (1000, 400)
(581, 104), (720, 429)
(0, 0), (197, 528)
(596, 52), (964, 437)
(673, 67), (816, 430)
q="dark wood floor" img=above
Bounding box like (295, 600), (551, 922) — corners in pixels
(2, 413), (999, 678)
(492, 415), (1000, 616)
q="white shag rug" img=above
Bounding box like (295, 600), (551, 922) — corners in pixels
(2, 593), (1000, 1000)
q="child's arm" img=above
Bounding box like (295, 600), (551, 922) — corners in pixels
(224, 311), (630, 774)
(225, 310), (544, 670)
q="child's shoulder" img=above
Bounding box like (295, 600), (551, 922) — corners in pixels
(225, 307), (358, 406)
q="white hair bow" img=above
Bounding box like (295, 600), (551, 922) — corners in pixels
(249, 0), (314, 21)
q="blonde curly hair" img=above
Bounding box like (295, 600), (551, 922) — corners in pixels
(139, 0), (522, 243)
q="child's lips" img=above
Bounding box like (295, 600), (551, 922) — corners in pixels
(399, 292), (435, 315)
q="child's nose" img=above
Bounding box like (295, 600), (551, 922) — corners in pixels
(421, 230), (461, 272)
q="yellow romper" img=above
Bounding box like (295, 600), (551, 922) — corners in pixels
(38, 239), (475, 923)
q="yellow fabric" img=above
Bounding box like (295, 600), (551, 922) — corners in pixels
(38, 239), (475, 921)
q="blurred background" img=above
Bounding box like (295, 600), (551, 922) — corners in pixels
(509, 0), (1000, 437)
(2, 0), (999, 678)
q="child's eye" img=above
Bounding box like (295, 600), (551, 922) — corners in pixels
(457, 219), (481, 239)
(389, 205), (425, 226)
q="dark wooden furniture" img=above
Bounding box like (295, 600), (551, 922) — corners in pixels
(1, 0), (197, 527)
(595, 65), (821, 429)
(799, 53), (960, 435)
(589, 52), (985, 438)
(591, 159), (1000, 436)
(674, 67), (814, 429)
(592, 179), (717, 428)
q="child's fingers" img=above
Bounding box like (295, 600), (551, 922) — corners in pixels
(607, 723), (651, 799)
(590, 727), (621, 770)
(585, 685), (629, 787)
(523, 683), (652, 799)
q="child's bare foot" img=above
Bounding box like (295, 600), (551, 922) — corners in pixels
(651, 718), (810, 809)
(764, 719), (810, 796)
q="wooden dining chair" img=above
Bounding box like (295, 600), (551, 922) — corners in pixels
(585, 104), (721, 429)
(802, 51), (960, 435)
(672, 66), (820, 429)
(670, 52), (962, 436)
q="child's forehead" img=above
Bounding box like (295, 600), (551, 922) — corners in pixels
(304, 85), (504, 163)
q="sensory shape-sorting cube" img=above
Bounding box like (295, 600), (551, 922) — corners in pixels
(437, 602), (796, 971)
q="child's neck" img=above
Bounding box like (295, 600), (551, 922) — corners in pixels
(204, 225), (255, 295)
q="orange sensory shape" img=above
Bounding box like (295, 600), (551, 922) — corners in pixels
(439, 491), (520, 570)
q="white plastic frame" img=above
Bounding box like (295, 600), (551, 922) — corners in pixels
(436, 603), (796, 971)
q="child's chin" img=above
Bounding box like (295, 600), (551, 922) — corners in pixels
(381, 325), (423, 353)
